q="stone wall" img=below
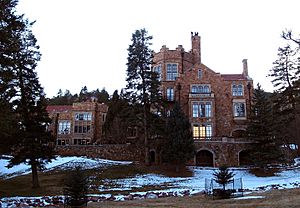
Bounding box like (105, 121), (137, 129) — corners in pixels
(194, 140), (253, 167)
(55, 144), (143, 161)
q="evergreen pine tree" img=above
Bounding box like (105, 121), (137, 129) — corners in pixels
(1, 0), (55, 188)
(103, 90), (133, 143)
(247, 84), (283, 167)
(213, 165), (235, 193)
(269, 43), (300, 154)
(125, 28), (162, 165)
(64, 166), (89, 207)
(162, 102), (195, 171)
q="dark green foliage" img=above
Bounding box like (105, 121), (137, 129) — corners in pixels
(247, 84), (284, 167)
(268, 32), (300, 155)
(125, 28), (154, 104)
(47, 89), (77, 105)
(47, 87), (109, 105)
(103, 90), (136, 143)
(64, 166), (89, 207)
(161, 103), (195, 169)
(1, 0), (55, 188)
(213, 165), (235, 191)
(125, 28), (162, 164)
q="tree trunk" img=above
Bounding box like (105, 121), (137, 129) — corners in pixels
(31, 160), (40, 188)
(144, 103), (149, 166)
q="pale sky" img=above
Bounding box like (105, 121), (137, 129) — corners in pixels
(16, 0), (300, 97)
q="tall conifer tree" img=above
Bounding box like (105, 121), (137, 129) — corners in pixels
(1, 0), (55, 188)
(269, 42), (300, 154)
(247, 84), (283, 167)
(125, 28), (161, 165)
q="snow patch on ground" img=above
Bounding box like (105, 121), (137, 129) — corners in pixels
(0, 155), (131, 178)
(1, 156), (300, 206)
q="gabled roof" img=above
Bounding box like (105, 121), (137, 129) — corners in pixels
(46, 105), (72, 113)
(221, 74), (246, 81)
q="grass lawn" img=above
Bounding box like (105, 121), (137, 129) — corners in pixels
(0, 164), (192, 197)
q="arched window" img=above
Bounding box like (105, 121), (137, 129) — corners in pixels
(204, 85), (210, 93)
(192, 86), (197, 93)
(198, 86), (203, 93)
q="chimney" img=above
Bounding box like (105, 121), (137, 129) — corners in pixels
(191, 32), (201, 64)
(242, 59), (248, 78)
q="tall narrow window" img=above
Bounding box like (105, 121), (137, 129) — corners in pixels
(198, 69), (202, 79)
(205, 102), (212, 117)
(199, 125), (206, 138)
(153, 64), (162, 80)
(166, 88), (174, 101)
(193, 124), (200, 138)
(166, 63), (178, 81)
(192, 103), (199, 118)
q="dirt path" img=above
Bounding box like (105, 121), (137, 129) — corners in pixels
(87, 188), (300, 208)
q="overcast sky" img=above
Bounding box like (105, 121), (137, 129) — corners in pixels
(16, 0), (300, 97)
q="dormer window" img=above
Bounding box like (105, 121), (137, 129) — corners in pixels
(166, 63), (178, 81)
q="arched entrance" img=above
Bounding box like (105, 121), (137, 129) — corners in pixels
(196, 150), (214, 167)
(239, 150), (252, 166)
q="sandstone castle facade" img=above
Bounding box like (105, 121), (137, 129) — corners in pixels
(47, 33), (254, 167)
(151, 32), (253, 166)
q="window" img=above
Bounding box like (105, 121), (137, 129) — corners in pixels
(232, 84), (243, 96)
(198, 69), (202, 79)
(233, 102), (246, 117)
(57, 139), (69, 145)
(74, 125), (91, 133)
(153, 64), (162, 80)
(193, 123), (212, 139)
(191, 85), (210, 94)
(127, 127), (137, 138)
(192, 102), (212, 118)
(166, 88), (174, 101)
(58, 121), (71, 134)
(166, 63), (178, 81)
(75, 112), (92, 121)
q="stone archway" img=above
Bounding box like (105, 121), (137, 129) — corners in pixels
(239, 150), (252, 166)
(196, 149), (214, 167)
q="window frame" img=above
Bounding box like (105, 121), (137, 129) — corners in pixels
(153, 64), (162, 81)
(192, 101), (212, 118)
(233, 100), (246, 118)
(190, 84), (211, 94)
(166, 87), (174, 101)
(166, 63), (178, 81)
(58, 120), (71, 135)
(232, 84), (244, 96)
(193, 123), (212, 139)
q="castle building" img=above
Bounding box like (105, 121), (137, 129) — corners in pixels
(47, 99), (108, 145)
(152, 33), (253, 166)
